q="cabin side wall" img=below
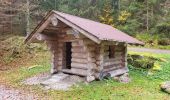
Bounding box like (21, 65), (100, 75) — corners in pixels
(96, 43), (128, 78)
(103, 44), (126, 72)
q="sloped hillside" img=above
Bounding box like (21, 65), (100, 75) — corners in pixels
(0, 35), (50, 71)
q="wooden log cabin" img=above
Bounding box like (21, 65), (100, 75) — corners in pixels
(25, 10), (144, 82)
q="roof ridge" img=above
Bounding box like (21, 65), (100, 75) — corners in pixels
(53, 10), (113, 28)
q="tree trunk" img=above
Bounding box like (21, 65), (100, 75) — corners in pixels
(146, 0), (149, 32)
(26, 0), (30, 35)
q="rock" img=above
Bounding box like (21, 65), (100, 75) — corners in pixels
(23, 72), (85, 91)
(160, 81), (170, 94)
(40, 73), (70, 86)
(113, 73), (131, 83)
(86, 76), (95, 82)
(22, 73), (50, 85)
(113, 76), (119, 81)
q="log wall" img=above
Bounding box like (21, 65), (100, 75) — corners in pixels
(101, 44), (127, 76)
(40, 31), (128, 80)
(42, 32), (97, 77)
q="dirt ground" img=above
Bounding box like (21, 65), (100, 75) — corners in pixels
(0, 85), (39, 100)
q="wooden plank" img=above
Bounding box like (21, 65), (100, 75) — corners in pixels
(57, 48), (63, 54)
(36, 33), (58, 41)
(103, 41), (119, 45)
(124, 44), (128, 67)
(72, 42), (80, 47)
(98, 43), (105, 72)
(107, 67), (129, 77)
(72, 58), (88, 64)
(103, 60), (122, 67)
(72, 53), (87, 58)
(86, 45), (97, 50)
(58, 61), (63, 66)
(103, 66), (119, 72)
(57, 34), (77, 42)
(104, 64), (122, 69)
(83, 38), (95, 44)
(62, 69), (87, 76)
(97, 59), (122, 66)
(114, 52), (123, 55)
(57, 53), (63, 58)
(72, 45), (84, 48)
(72, 52), (96, 58)
(71, 48), (86, 53)
(115, 47), (124, 51)
(58, 43), (64, 48)
(71, 63), (88, 70)
(57, 33), (66, 37)
(57, 57), (63, 61)
(104, 56), (123, 62)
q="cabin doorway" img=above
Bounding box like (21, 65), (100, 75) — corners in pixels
(65, 42), (72, 69)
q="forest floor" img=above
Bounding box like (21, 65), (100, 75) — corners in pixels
(1, 35), (170, 100)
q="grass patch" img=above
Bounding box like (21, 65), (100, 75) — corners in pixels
(1, 36), (170, 99)
(1, 51), (170, 99)
(3, 65), (49, 85)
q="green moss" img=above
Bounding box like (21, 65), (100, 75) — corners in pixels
(127, 51), (167, 71)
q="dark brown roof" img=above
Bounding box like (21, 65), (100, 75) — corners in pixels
(25, 10), (144, 45)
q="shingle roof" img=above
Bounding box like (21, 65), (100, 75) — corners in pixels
(25, 10), (144, 45)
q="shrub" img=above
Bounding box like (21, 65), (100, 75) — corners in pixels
(158, 38), (170, 46)
(128, 53), (162, 70)
(135, 33), (170, 49)
(156, 23), (170, 35)
(135, 33), (160, 46)
(0, 36), (48, 63)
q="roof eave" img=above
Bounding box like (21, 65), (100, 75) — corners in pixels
(24, 10), (54, 44)
(25, 10), (101, 44)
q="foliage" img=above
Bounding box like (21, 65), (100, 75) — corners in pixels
(135, 33), (170, 49)
(39, 0), (103, 20)
(118, 10), (131, 24)
(98, 0), (114, 27)
(0, 35), (50, 70)
(1, 0), (170, 41)
(156, 22), (170, 35)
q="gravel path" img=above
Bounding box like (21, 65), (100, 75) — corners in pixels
(0, 85), (39, 100)
(128, 47), (170, 54)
